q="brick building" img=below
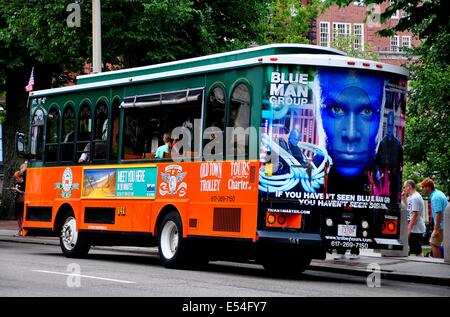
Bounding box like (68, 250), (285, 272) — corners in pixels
(309, 1), (419, 66)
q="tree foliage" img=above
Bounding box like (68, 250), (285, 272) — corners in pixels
(332, 34), (379, 60)
(404, 38), (450, 195)
(262, 0), (322, 44)
(0, 0), (272, 217)
(101, 0), (270, 67)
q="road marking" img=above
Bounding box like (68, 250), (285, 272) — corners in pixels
(32, 270), (136, 284)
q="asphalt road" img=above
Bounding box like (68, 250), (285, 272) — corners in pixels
(1, 241), (449, 297)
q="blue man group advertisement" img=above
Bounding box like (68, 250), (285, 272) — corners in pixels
(259, 65), (406, 213)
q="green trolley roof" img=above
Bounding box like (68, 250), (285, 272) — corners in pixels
(76, 44), (345, 85)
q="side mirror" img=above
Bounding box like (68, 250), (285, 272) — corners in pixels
(16, 132), (29, 158)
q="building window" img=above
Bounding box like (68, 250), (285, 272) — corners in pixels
(353, 23), (364, 50)
(402, 36), (411, 49)
(319, 22), (330, 47)
(333, 22), (351, 41)
(390, 35), (400, 52)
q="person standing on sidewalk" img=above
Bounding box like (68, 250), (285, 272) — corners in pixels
(419, 178), (448, 258)
(9, 171), (25, 236)
(20, 161), (27, 183)
(402, 180), (426, 256)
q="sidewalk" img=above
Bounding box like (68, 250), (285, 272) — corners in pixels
(1, 220), (449, 286)
(311, 250), (449, 286)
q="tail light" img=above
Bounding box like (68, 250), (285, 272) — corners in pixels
(382, 219), (398, 235)
(265, 212), (301, 229)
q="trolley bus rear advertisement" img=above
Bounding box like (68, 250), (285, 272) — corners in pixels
(259, 65), (406, 248)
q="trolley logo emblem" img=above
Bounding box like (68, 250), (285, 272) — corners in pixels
(55, 167), (79, 198)
(159, 165), (187, 197)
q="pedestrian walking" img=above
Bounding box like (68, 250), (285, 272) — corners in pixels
(9, 171), (26, 236)
(402, 180), (426, 256)
(419, 178), (448, 258)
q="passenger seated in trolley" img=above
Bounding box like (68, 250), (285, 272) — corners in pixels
(155, 133), (172, 159)
(78, 143), (90, 163)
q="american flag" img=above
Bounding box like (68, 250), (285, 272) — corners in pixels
(25, 67), (34, 92)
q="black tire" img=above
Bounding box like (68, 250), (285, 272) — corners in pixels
(59, 215), (91, 258)
(158, 211), (189, 269)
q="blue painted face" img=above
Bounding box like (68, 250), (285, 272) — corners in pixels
(320, 69), (384, 177)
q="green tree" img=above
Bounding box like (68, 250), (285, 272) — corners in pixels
(403, 47), (450, 195)
(101, 0), (270, 67)
(0, 0), (270, 217)
(332, 33), (379, 60)
(0, 1), (91, 218)
(262, 0), (322, 44)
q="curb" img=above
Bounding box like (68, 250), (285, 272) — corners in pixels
(2, 235), (449, 287)
(0, 236), (59, 246)
(307, 262), (450, 287)
(0, 236), (157, 255)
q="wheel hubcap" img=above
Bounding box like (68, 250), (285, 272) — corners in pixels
(161, 220), (179, 260)
(61, 217), (78, 251)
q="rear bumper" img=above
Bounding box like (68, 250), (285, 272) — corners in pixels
(256, 230), (325, 259)
(256, 230), (323, 246)
(257, 230), (404, 251)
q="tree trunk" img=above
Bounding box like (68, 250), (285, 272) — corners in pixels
(0, 68), (29, 219)
(0, 64), (55, 218)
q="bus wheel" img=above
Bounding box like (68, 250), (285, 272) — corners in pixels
(60, 216), (90, 258)
(158, 211), (188, 269)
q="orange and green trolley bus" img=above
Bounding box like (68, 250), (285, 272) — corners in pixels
(17, 44), (409, 274)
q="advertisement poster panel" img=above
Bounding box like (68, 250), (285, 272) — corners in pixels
(259, 65), (406, 212)
(82, 166), (157, 198)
